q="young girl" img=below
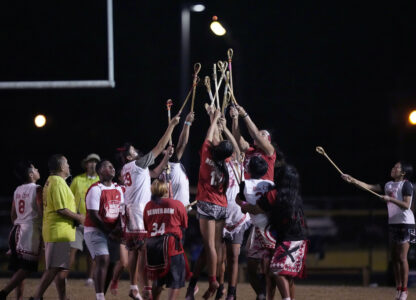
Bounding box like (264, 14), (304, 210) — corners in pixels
(342, 162), (414, 300)
(143, 179), (189, 300)
(238, 164), (308, 300)
(195, 109), (234, 298)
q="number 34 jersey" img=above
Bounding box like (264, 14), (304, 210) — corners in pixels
(13, 183), (42, 225)
(143, 198), (187, 255)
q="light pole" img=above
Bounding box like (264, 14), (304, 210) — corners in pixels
(180, 3), (205, 103)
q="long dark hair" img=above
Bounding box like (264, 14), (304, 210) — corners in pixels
(210, 140), (233, 191)
(269, 164), (303, 233)
(399, 161), (413, 181)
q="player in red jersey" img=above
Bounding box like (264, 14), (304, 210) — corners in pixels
(144, 179), (188, 300)
(229, 105), (276, 181)
(84, 160), (124, 300)
(195, 109), (235, 299)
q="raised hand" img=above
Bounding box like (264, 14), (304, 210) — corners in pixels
(170, 113), (181, 126)
(186, 111), (195, 124)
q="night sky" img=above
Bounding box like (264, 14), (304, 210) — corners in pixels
(1, 0), (415, 198)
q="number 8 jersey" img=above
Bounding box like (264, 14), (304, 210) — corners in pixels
(13, 183), (42, 225)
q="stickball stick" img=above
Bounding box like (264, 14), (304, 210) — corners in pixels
(166, 99), (173, 146)
(227, 48), (234, 92)
(315, 146), (382, 198)
(204, 76), (215, 107)
(191, 63), (201, 112)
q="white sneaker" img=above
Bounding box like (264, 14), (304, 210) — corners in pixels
(85, 278), (94, 287)
(399, 291), (408, 300)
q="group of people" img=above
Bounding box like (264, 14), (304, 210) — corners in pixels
(0, 100), (414, 300)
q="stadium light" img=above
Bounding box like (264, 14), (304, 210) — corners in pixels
(210, 16), (226, 36)
(191, 4), (205, 12)
(409, 110), (416, 125)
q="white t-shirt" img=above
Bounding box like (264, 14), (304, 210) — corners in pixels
(225, 161), (245, 226)
(244, 178), (274, 227)
(121, 153), (154, 233)
(169, 162), (190, 207)
(13, 183), (41, 225)
(84, 182), (125, 233)
(385, 180), (415, 224)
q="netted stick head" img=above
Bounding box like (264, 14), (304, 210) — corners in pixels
(316, 146), (325, 155)
(166, 99), (173, 109)
(194, 63), (201, 75)
(204, 76), (211, 88)
(227, 48), (234, 60)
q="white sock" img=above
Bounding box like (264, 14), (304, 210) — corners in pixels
(130, 285), (139, 291)
(96, 292), (105, 300)
(282, 298), (291, 300)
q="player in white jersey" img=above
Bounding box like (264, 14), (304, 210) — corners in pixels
(238, 156), (275, 300)
(342, 161), (415, 300)
(159, 111), (194, 208)
(0, 161), (42, 300)
(117, 113), (180, 300)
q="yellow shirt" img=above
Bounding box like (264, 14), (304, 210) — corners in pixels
(70, 173), (99, 215)
(42, 175), (76, 242)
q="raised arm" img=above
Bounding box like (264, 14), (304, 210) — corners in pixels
(341, 174), (383, 193)
(219, 117), (240, 159)
(236, 105), (275, 156)
(176, 112), (195, 161)
(150, 145), (174, 178)
(206, 109), (222, 143)
(229, 106), (250, 152)
(151, 113), (180, 158)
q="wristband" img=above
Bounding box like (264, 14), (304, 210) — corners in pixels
(185, 121), (192, 126)
(242, 113), (248, 118)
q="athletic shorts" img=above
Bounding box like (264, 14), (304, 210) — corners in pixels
(246, 227), (273, 260)
(124, 233), (146, 251)
(69, 226), (84, 251)
(224, 226), (246, 245)
(8, 225), (38, 272)
(45, 242), (71, 270)
(389, 224), (416, 244)
(84, 231), (120, 263)
(197, 201), (227, 220)
(154, 254), (186, 289)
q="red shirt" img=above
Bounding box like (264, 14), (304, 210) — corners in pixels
(144, 197), (188, 255)
(195, 140), (227, 207)
(244, 146), (276, 181)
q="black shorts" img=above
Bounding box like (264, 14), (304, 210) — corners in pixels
(8, 226), (38, 272)
(154, 254), (186, 289)
(389, 224), (416, 244)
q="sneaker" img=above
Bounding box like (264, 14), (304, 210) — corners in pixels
(129, 289), (143, 300)
(215, 284), (225, 299)
(396, 289), (401, 300)
(202, 281), (220, 299)
(185, 285), (199, 300)
(399, 291), (408, 300)
(85, 278), (94, 287)
(110, 280), (118, 295)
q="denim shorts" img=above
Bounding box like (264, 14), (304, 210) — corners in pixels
(388, 224), (416, 244)
(197, 201), (227, 220)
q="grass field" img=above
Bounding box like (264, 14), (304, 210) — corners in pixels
(1, 279), (416, 300)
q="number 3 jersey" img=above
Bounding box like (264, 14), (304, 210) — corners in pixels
(144, 197), (188, 255)
(84, 182), (124, 233)
(13, 183), (42, 225)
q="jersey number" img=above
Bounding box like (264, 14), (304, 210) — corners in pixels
(150, 223), (165, 237)
(18, 200), (25, 214)
(124, 172), (132, 186)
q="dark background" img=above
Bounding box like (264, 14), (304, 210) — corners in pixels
(1, 0), (416, 198)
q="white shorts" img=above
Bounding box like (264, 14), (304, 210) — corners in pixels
(69, 226), (84, 251)
(84, 230), (120, 262)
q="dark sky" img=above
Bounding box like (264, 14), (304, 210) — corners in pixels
(1, 0), (415, 197)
